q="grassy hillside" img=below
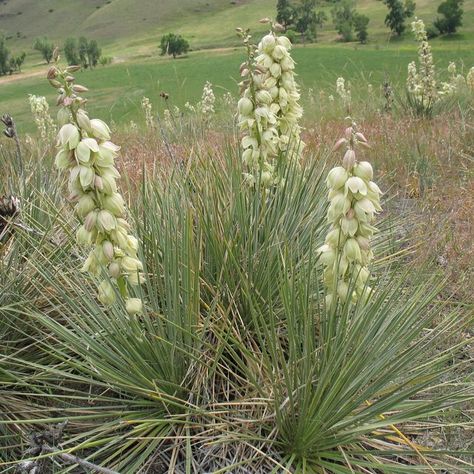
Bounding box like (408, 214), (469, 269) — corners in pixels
(3, 42), (473, 133)
(1, 0), (473, 132)
(2, 0), (474, 57)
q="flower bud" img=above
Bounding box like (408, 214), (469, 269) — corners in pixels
(126, 235), (139, 252)
(128, 271), (145, 286)
(337, 281), (350, 301)
(342, 149), (356, 170)
(256, 90), (272, 105)
(126, 298), (143, 315)
(94, 176), (104, 191)
(47, 66), (58, 79)
(102, 240), (114, 261)
(49, 79), (62, 89)
(108, 261), (121, 278)
(76, 109), (91, 131)
(318, 245), (336, 266)
(325, 228), (344, 247)
(84, 211), (98, 231)
(101, 175), (118, 194)
(333, 138), (347, 152)
(65, 65), (81, 73)
(328, 193), (351, 221)
(72, 85), (89, 93)
(355, 132), (367, 143)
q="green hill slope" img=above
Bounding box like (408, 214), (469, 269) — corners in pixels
(2, 0), (473, 56)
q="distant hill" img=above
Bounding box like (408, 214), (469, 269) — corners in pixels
(1, 0), (473, 58)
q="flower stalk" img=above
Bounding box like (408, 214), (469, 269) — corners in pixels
(48, 54), (143, 314)
(319, 122), (382, 306)
(237, 21), (304, 188)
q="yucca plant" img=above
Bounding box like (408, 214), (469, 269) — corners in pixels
(1, 137), (471, 472)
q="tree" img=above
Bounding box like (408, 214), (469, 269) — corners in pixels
(0, 36), (10, 76)
(276, 0), (295, 30)
(332, 0), (356, 42)
(78, 36), (89, 69)
(87, 40), (101, 68)
(381, 0), (416, 36)
(64, 38), (80, 65)
(160, 33), (189, 58)
(434, 0), (463, 34)
(353, 13), (370, 43)
(33, 37), (54, 63)
(64, 37), (102, 68)
(13, 52), (26, 72)
(294, 0), (327, 43)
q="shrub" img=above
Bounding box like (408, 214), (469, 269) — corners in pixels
(160, 33), (189, 58)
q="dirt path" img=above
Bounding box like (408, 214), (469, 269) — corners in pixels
(0, 69), (45, 85)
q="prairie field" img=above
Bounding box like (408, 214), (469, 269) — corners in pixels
(0, 0), (473, 473)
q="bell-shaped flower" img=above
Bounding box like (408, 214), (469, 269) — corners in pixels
(126, 298), (143, 315)
(90, 118), (111, 141)
(327, 166), (348, 189)
(79, 165), (95, 189)
(98, 280), (116, 305)
(55, 149), (72, 169)
(58, 123), (80, 149)
(238, 97), (253, 115)
(261, 34), (276, 53)
(76, 225), (93, 246)
(354, 198), (376, 222)
(97, 210), (116, 232)
(344, 238), (362, 262)
(103, 193), (125, 217)
(76, 193), (96, 218)
(345, 176), (367, 197)
(353, 161), (373, 181)
(341, 216), (358, 236)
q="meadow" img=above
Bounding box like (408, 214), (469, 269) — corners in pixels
(2, 42), (474, 133)
(1, 2), (473, 474)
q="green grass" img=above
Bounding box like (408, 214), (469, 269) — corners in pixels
(2, 41), (473, 133)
